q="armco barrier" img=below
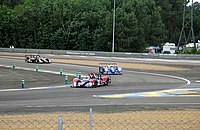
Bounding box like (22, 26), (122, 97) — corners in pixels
(0, 48), (200, 59)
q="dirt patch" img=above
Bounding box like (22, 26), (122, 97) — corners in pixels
(0, 110), (199, 129)
(0, 55), (188, 71)
(53, 59), (188, 71)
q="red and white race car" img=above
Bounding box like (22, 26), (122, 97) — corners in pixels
(71, 73), (111, 88)
(25, 55), (51, 64)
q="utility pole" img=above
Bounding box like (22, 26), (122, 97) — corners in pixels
(178, 0), (195, 51)
(112, 0), (116, 52)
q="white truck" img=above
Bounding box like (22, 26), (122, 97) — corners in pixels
(162, 42), (176, 54)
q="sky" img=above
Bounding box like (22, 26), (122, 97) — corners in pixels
(188, 0), (200, 5)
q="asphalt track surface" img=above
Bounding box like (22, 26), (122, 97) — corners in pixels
(0, 53), (200, 113)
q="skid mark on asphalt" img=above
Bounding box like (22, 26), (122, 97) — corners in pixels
(93, 88), (200, 98)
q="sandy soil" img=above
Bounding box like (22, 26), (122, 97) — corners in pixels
(0, 55), (188, 71)
(0, 110), (199, 130)
(52, 58), (188, 71)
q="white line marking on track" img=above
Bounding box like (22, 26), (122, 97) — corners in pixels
(0, 63), (190, 92)
(124, 70), (191, 85)
(75, 55), (200, 64)
(0, 85), (69, 92)
(25, 102), (200, 108)
(54, 63), (191, 86)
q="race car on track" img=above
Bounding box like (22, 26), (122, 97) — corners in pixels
(99, 62), (122, 75)
(71, 73), (111, 88)
(25, 55), (51, 63)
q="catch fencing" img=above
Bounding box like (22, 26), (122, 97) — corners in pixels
(0, 108), (200, 130)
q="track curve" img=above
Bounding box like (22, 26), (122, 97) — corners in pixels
(0, 55), (200, 113)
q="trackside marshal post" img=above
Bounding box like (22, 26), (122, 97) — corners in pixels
(36, 64), (38, 72)
(12, 62), (15, 69)
(65, 75), (68, 84)
(21, 78), (25, 88)
(60, 68), (63, 76)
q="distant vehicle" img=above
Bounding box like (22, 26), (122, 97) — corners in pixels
(186, 43), (200, 50)
(71, 73), (111, 88)
(162, 42), (176, 54)
(143, 46), (161, 54)
(99, 62), (122, 75)
(163, 51), (171, 54)
(25, 55), (51, 63)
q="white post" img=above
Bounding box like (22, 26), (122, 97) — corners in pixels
(58, 115), (63, 130)
(90, 108), (93, 130)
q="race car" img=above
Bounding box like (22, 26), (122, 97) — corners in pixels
(71, 73), (111, 88)
(99, 62), (122, 75)
(25, 55), (51, 64)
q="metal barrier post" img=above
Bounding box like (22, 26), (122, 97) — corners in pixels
(78, 71), (81, 75)
(65, 75), (68, 84)
(36, 64), (38, 72)
(76, 72), (78, 78)
(90, 108), (93, 130)
(58, 115), (63, 130)
(78, 71), (81, 79)
(21, 78), (25, 88)
(12, 62), (15, 69)
(60, 68), (62, 76)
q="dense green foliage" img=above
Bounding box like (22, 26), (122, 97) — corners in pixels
(0, 0), (200, 52)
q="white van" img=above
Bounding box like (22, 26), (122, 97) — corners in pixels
(162, 42), (176, 54)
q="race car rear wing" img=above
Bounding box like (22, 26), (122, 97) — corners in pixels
(99, 62), (118, 66)
(25, 54), (40, 58)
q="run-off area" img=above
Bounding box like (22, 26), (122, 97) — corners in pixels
(0, 67), (73, 89)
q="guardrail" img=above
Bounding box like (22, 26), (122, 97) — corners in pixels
(1, 48), (200, 59)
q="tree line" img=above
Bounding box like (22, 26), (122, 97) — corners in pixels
(0, 0), (200, 52)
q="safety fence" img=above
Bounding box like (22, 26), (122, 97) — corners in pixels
(0, 109), (200, 130)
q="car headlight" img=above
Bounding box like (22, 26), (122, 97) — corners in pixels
(104, 67), (108, 72)
(118, 67), (122, 71)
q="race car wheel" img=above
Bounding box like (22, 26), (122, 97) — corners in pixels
(76, 81), (81, 87)
(93, 81), (98, 87)
(109, 76), (111, 83)
(105, 79), (109, 85)
(99, 68), (104, 74)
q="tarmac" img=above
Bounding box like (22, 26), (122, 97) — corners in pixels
(0, 67), (73, 89)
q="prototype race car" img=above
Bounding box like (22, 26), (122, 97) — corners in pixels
(71, 73), (111, 88)
(25, 55), (51, 63)
(99, 62), (122, 75)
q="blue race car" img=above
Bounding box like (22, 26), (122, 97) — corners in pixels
(99, 62), (122, 75)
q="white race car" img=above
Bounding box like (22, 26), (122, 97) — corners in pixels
(25, 55), (51, 64)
